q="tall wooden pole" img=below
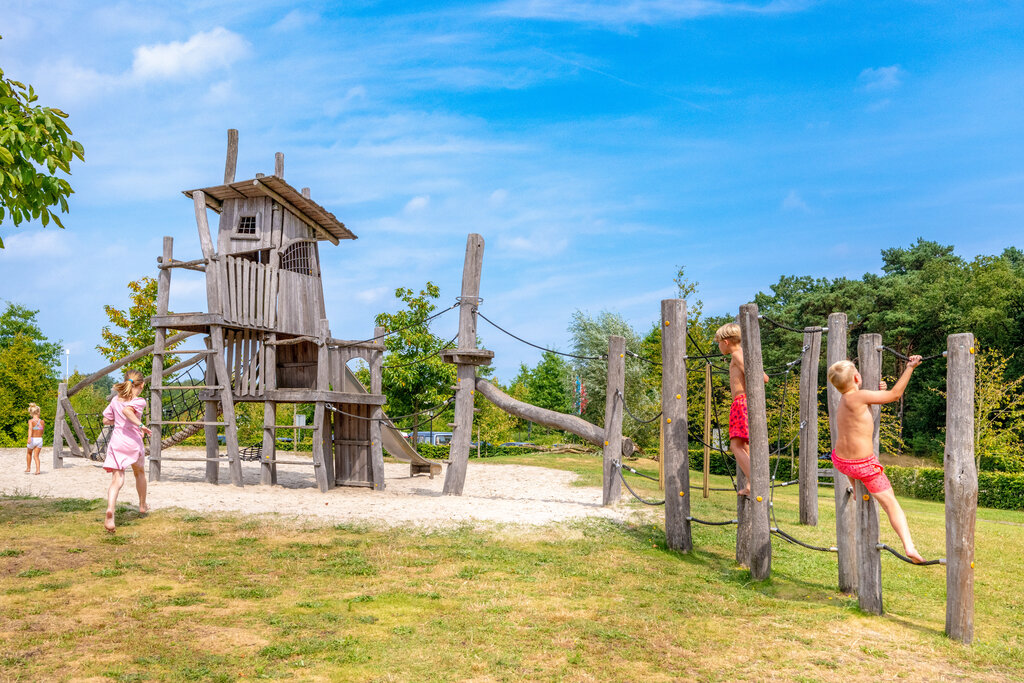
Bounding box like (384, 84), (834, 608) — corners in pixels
(662, 300), (690, 551)
(312, 319), (332, 492)
(261, 331), (278, 486)
(798, 327), (822, 525)
(738, 304), (771, 580)
(945, 332), (977, 643)
(52, 382), (67, 469)
(602, 335), (625, 506)
(856, 333), (883, 614)
(369, 326), (386, 490)
(827, 313), (856, 593)
(224, 129), (238, 185)
(149, 236), (172, 482)
(203, 336), (220, 484)
(443, 234), (485, 496)
(703, 363), (711, 499)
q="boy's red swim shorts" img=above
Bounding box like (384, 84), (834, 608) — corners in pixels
(831, 451), (892, 494)
(729, 394), (749, 441)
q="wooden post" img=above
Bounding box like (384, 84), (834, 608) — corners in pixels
(658, 421), (664, 491)
(856, 333), (883, 614)
(602, 335), (625, 506)
(312, 319), (333, 492)
(369, 326), (386, 490)
(149, 236), (171, 481)
(442, 234), (485, 496)
(274, 152), (284, 178)
(203, 335), (220, 484)
(703, 363), (711, 499)
(211, 326), (243, 487)
(738, 304), (771, 580)
(662, 300), (690, 551)
(261, 333), (278, 486)
(945, 332), (977, 643)
(224, 129), (238, 185)
(52, 383), (66, 468)
(798, 327), (822, 525)
(827, 313), (857, 593)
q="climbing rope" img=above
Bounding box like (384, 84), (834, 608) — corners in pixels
(476, 311), (607, 361)
(879, 346), (946, 363)
(324, 395), (456, 423)
(877, 543), (946, 566)
(615, 463), (665, 506)
(331, 301), (460, 349)
(615, 391), (663, 424)
(771, 526), (837, 553)
(688, 516), (738, 526)
(759, 314), (825, 334)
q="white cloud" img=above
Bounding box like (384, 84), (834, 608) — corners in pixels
(490, 189), (509, 205)
(131, 27), (249, 81)
(781, 190), (810, 212)
(491, 0), (811, 26)
(271, 9), (319, 32)
(858, 65), (904, 92)
(404, 195), (431, 212)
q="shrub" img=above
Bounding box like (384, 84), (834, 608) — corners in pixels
(886, 465), (1024, 511)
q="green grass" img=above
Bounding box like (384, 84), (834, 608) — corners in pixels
(0, 454), (1022, 681)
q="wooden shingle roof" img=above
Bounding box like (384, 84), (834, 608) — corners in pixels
(184, 176), (356, 244)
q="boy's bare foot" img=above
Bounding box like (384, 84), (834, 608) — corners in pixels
(737, 487), (750, 497)
(34, 470), (41, 475)
(905, 547), (925, 564)
(139, 504), (150, 515)
(24, 469), (31, 474)
(104, 511), (116, 534)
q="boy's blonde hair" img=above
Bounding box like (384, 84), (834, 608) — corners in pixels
(714, 322), (741, 343)
(28, 403), (41, 418)
(827, 360), (857, 393)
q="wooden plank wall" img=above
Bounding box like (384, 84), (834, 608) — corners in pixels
(222, 329), (263, 396)
(222, 256), (278, 329)
(336, 403), (372, 486)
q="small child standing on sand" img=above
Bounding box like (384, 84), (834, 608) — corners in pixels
(828, 356), (925, 563)
(26, 403), (44, 474)
(101, 369), (152, 533)
(714, 323), (768, 497)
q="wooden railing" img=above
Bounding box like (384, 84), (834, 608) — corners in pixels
(221, 256), (278, 328)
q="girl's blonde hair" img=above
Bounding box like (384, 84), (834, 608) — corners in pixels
(114, 370), (146, 400)
(28, 402), (41, 418)
(827, 360), (857, 393)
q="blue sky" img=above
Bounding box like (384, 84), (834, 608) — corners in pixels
(2, 0), (1022, 382)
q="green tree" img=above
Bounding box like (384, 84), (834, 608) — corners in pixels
(0, 50), (85, 247)
(0, 333), (58, 445)
(0, 302), (62, 370)
(97, 277), (180, 377)
(375, 283), (456, 442)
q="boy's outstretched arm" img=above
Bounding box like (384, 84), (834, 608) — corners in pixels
(855, 355), (923, 406)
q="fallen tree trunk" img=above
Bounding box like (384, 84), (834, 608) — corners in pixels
(475, 379), (635, 457)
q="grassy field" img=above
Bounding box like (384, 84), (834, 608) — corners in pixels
(1, 453), (1022, 682)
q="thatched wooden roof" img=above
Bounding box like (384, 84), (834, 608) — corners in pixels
(184, 176), (355, 244)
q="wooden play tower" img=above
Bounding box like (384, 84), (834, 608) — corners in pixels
(148, 129), (388, 491)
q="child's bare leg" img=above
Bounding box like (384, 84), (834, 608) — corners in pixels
(105, 471), (125, 532)
(32, 447), (41, 474)
(730, 438), (751, 495)
(25, 448), (32, 473)
(131, 461), (148, 513)
(873, 488), (923, 563)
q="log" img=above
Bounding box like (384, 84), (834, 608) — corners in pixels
(68, 331), (196, 397)
(474, 379), (635, 457)
(61, 397), (91, 459)
(443, 234), (485, 496)
(856, 333), (883, 614)
(662, 300), (691, 552)
(945, 332), (977, 643)
(827, 312), (857, 593)
(52, 383), (67, 468)
(274, 152), (284, 178)
(603, 335), (625, 506)
(739, 303), (771, 580)
(703, 363), (711, 498)
(798, 327), (822, 525)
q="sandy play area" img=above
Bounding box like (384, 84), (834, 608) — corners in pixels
(1, 447), (635, 529)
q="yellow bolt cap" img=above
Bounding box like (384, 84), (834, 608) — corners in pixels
(620, 353), (624, 358)
(604, 440), (609, 446)
(665, 320), (670, 326)
(756, 495), (763, 502)
(863, 494), (870, 501)
(666, 418), (672, 423)
(971, 561), (975, 568)
(676, 394), (681, 399)
(679, 491), (685, 496)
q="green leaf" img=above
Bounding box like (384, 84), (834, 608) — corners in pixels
(0, 147), (12, 164)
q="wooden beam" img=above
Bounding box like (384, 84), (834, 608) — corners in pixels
(369, 326), (386, 491)
(274, 152), (284, 178)
(149, 236), (171, 482)
(224, 129), (238, 185)
(662, 299), (691, 552)
(827, 313), (857, 593)
(945, 332), (977, 643)
(856, 333), (884, 614)
(68, 331), (196, 397)
(739, 303), (771, 580)
(443, 233), (485, 496)
(252, 179), (339, 246)
(52, 383), (67, 469)
(703, 363), (711, 499)
(798, 327), (823, 525)
(603, 335), (625, 506)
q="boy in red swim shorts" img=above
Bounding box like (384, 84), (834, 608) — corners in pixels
(715, 323), (768, 497)
(828, 356), (925, 563)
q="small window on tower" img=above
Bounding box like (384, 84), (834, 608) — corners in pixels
(237, 215), (257, 235)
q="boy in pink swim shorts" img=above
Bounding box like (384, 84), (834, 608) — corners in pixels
(828, 355), (925, 563)
(715, 323), (768, 497)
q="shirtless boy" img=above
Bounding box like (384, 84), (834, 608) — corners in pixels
(715, 323), (768, 497)
(828, 356), (925, 563)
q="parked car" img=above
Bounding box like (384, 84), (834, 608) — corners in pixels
(406, 431), (454, 446)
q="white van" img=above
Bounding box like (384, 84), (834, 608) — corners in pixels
(407, 431), (453, 446)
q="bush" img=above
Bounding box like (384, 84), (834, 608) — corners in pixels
(685, 449), (831, 482)
(886, 465), (1024, 511)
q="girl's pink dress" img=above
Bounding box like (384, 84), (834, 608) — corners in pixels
(102, 397), (148, 472)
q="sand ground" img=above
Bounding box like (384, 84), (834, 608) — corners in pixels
(2, 446), (632, 529)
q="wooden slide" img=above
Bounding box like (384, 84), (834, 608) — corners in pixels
(341, 367), (442, 478)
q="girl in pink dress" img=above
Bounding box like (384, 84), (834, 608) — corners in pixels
(101, 369), (152, 533)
